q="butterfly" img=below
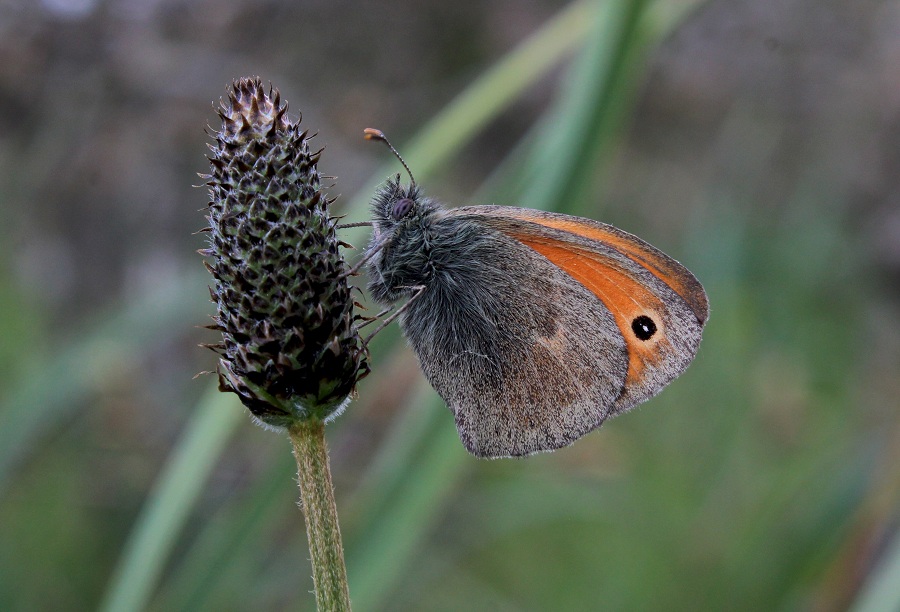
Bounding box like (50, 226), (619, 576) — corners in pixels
(362, 129), (708, 458)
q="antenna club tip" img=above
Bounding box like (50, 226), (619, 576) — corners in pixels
(364, 128), (416, 187)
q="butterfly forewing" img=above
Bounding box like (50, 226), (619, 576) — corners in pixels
(453, 206), (707, 416)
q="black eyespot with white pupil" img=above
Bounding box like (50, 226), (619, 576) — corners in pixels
(631, 315), (657, 341)
(392, 198), (414, 220)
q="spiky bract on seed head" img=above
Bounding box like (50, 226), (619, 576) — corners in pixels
(201, 77), (367, 427)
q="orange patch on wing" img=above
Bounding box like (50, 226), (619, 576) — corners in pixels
(510, 215), (707, 324)
(516, 235), (666, 385)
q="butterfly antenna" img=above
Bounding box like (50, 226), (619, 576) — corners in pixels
(364, 128), (416, 191)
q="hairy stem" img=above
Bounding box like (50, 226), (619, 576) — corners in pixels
(289, 420), (351, 611)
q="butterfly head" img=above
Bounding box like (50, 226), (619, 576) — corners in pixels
(364, 128), (446, 239)
(364, 129), (445, 303)
(371, 173), (424, 227)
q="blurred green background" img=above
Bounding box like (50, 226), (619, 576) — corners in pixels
(2, 0), (899, 610)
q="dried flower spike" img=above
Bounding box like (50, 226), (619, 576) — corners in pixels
(201, 77), (367, 428)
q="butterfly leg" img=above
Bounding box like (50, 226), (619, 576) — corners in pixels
(363, 285), (426, 345)
(336, 221), (373, 229)
(342, 233), (390, 278)
(355, 306), (394, 329)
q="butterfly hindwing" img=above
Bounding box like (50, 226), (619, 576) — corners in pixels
(397, 212), (630, 457)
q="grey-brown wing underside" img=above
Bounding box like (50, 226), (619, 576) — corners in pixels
(398, 212), (630, 458)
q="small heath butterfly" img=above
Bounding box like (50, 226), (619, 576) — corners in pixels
(363, 129), (708, 458)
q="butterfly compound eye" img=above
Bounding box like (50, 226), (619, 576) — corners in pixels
(631, 315), (657, 341)
(391, 198), (414, 220)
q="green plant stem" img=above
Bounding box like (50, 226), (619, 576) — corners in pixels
(289, 420), (351, 611)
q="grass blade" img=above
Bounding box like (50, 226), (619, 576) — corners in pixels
(849, 531), (900, 612)
(98, 387), (244, 612)
(0, 273), (211, 493)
